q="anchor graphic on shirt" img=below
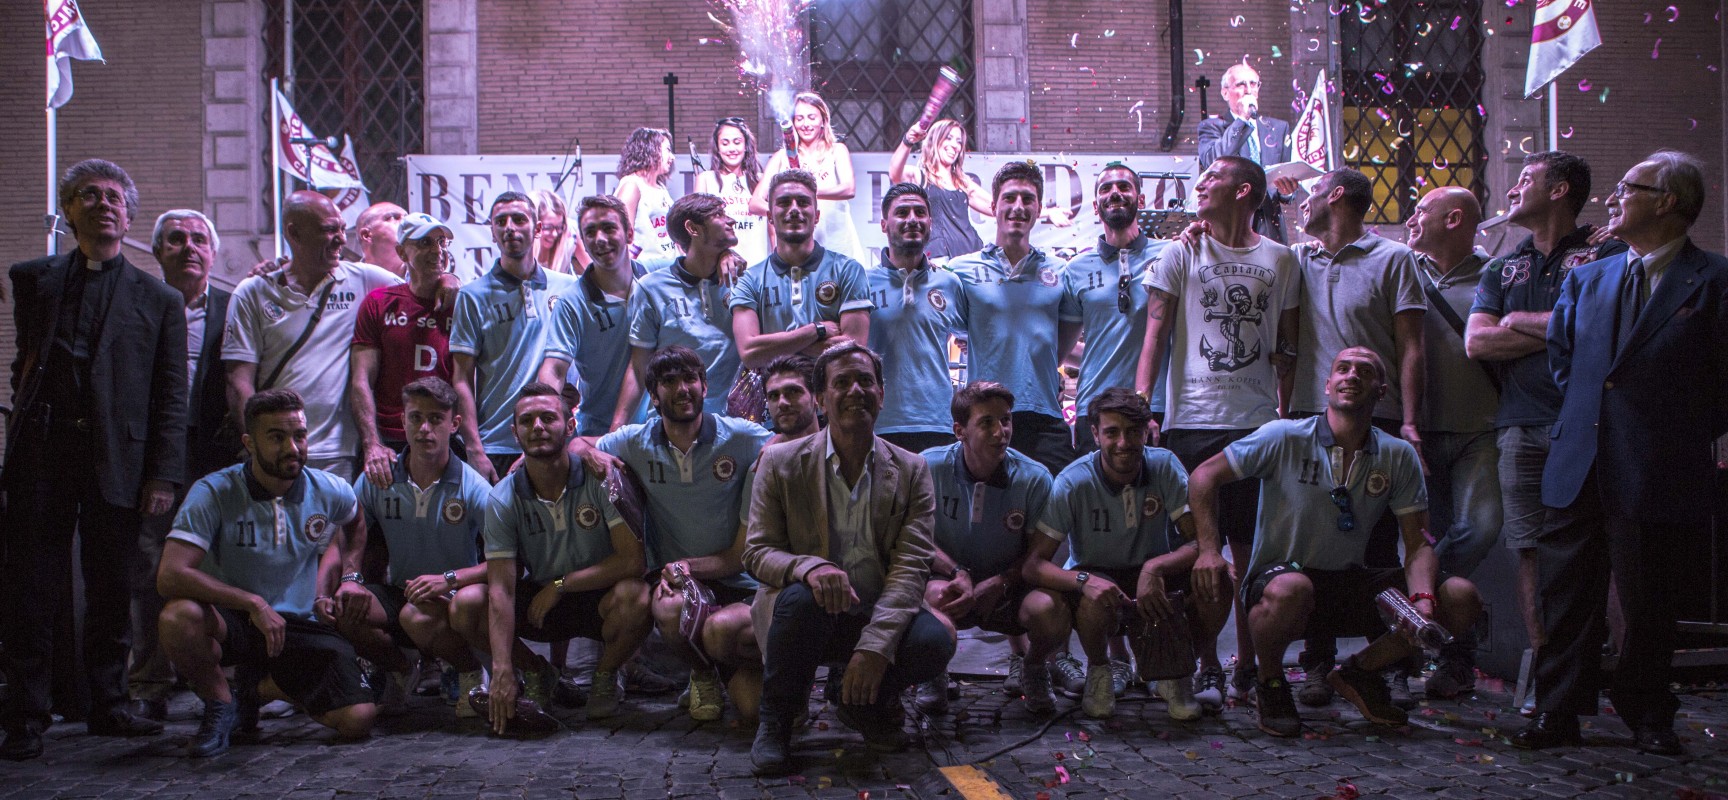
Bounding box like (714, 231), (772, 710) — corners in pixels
(1199, 283), (1270, 373)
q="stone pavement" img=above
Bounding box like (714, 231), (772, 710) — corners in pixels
(4, 663), (1725, 800)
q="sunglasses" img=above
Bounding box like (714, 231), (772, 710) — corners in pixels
(1329, 486), (1356, 532)
(1117, 274), (1134, 315)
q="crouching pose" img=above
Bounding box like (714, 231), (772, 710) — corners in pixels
(157, 389), (378, 757)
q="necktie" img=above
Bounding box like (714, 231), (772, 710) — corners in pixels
(1247, 121), (1262, 164)
(1614, 258), (1646, 357)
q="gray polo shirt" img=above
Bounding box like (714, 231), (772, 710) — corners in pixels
(1291, 232), (1426, 420)
(1416, 253), (1498, 433)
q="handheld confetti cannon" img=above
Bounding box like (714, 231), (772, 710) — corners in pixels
(779, 118), (799, 169)
(1375, 587), (1453, 651)
(914, 63), (967, 131)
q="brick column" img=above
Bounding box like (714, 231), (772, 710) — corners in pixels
(1481, 11), (1541, 224)
(425, 0), (478, 155)
(973, 0), (1030, 153)
(204, 0), (269, 280)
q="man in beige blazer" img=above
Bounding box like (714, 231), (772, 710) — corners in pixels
(743, 342), (955, 775)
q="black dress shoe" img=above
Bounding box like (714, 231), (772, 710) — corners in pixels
(1509, 712), (1582, 750)
(128, 697), (169, 722)
(87, 708), (165, 737)
(1632, 726), (1683, 756)
(0, 726), (44, 761)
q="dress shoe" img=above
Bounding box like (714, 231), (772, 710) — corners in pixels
(0, 725), (44, 761)
(1632, 726), (1683, 756)
(87, 708), (164, 737)
(128, 697), (169, 722)
(1509, 712), (1582, 750)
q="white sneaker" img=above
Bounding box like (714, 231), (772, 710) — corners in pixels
(1003, 654), (1025, 695)
(687, 670), (724, 722)
(454, 670), (484, 719)
(1192, 667), (1227, 712)
(1158, 676), (1203, 721)
(1082, 663), (1115, 719)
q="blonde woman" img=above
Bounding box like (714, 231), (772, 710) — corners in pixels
(889, 118), (1072, 260)
(749, 92), (863, 264)
(616, 127), (678, 269)
(530, 188), (586, 274)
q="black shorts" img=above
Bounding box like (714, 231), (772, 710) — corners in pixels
(949, 581), (1034, 636)
(362, 583), (420, 648)
(1058, 564), (1193, 634)
(513, 579), (608, 642)
(1240, 562), (1402, 639)
(1163, 428), (1260, 547)
(214, 607), (372, 716)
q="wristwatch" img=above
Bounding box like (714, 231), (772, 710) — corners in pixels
(340, 572), (364, 584)
(443, 570), (459, 589)
(1074, 571), (1090, 591)
(812, 322), (830, 343)
(552, 576), (566, 593)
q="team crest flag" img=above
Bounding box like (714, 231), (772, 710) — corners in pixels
(331, 135), (372, 227)
(1291, 70), (1332, 173)
(273, 87), (365, 189)
(1524, 0), (1602, 98)
(46, 0), (104, 109)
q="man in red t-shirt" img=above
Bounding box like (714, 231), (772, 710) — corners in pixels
(351, 212), (457, 487)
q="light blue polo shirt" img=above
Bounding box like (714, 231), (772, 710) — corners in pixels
(1037, 448), (1191, 571)
(730, 245), (873, 334)
(1225, 417), (1425, 574)
(168, 463), (360, 619)
(449, 262), (578, 455)
(355, 453), (490, 586)
(1061, 235), (1171, 413)
(921, 443), (1053, 580)
(482, 462), (625, 585)
(950, 245), (1070, 419)
(866, 255), (965, 435)
(626, 258), (741, 414)
(546, 262), (649, 436)
(597, 414), (772, 589)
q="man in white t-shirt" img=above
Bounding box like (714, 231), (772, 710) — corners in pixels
(224, 191), (402, 481)
(1135, 155), (1300, 706)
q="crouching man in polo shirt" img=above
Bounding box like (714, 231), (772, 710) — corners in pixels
(449, 383), (652, 733)
(1188, 347), (1482, 738)
(157, 389), (378, 758)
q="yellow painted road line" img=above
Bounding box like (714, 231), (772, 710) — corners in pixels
(938, 765), (1016, 800)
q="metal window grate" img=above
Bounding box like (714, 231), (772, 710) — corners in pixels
(807, 0), (975, 152)
(1338, 0), (1487, 224)
(264, 0), (424, 206)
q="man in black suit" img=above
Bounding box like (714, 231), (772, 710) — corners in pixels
(1513, 151), (1728, 755)
(1197, 64), (1293, 243)
(1, 159), (188, 760)
(126, 209), (239, 721)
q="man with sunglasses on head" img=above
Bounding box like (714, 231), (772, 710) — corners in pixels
(1187, 347), (1481, 739)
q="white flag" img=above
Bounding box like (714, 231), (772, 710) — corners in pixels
(1525, 0), (1602, 98)
(331, 135), (372, 228)
(46, 0), (104, 109)
(273, 87), (364, 189)
(1291, 70), (1333, 173)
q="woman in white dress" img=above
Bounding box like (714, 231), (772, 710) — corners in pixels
(693, 117), (768, 268)
(615, 127), (678, 269)
(749, 92), (863, 264)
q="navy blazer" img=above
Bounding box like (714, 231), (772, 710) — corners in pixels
(1543, 241), (1728, 522)
(1197, 115), (1292, 242)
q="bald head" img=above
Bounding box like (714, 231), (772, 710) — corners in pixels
(283, 190), (346, 271)
(284, 190), (339, 224)
(1429, 186), (1481, 226)
(1406, 185), (1481, 261)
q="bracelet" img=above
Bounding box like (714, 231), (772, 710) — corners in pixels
(1409, 592), (1436, 603)
(340, 572), (364, 584)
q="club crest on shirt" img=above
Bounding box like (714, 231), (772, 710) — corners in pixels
(1003, 509), (1027, 532)
(547, 294), (562, 313)
(713, 455), (737, 482)
(575, 503), (601, 529)
(1560, 248), (1598, 273)
(304, 514), (331, 544)
(1142, 494), (1162, 519)
(1038, 268), (1059, 287)
(816, 281), (839, 305)
(927, 289), (948, 311)
(263, 301), (286, 321)
(441, 498), (466, 525)
(1365, 470), (1390, 498)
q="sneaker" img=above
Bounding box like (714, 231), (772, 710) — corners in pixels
(834, 700), (908, 753)
(1022, 663), (1056, 715)
(587, 669), (623, 719)
(1229, 662), (1258, 706)
(915, 673), (950, 715)
(1296, 660), (1336, 707)
(521, 662), (556, 709)
(1519, 693), (1537, 717)
(380, 671), (411, 717)
(1425, 652), (1477, 700)
(454, 671), (485, 719)
(552, 674), (587, 708)
(1255, 676), (1301, 737)
(1002, 654), (1025, 696)
(1082, 663), (1115, 719)
(1157, 676), (1203, 721)
(1327, 660), (1409, 725)
(1192, 667), (1227, 713)
(687, 670), (725, 722)
(1108, 658), (1134, 697)
(750, 712), (795, 776)
(1386, 667), (1417, 710)
(187, 697), (238, 758)
(1052, 653), (1086, 697)
(621, 659), (679, 695)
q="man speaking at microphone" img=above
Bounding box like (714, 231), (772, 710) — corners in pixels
(1198, 64), (1293, 243)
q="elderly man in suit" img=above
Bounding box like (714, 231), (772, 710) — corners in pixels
(743, 342), (955, 775)
(1512, 151), (1728, 756)
(2, 159), (188, 760)
(1198, 64), (1293, 243)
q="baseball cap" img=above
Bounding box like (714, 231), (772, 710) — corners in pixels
(398, 212), (453, 242)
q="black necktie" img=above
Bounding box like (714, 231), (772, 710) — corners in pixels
(1614, 258), (1646, 357)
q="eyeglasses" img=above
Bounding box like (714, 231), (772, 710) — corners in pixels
(1612, 180), (1667, 199)
(1329, 486), (1356, 532)
(1117, 274), (1135, 315)
(74, 186), (126, 207)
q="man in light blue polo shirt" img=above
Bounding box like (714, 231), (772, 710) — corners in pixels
(950, 162), (1081, 475)
(732, 170), (872, 374)
(332, 378), (491, 718)
(867, 183), (966, 453)
(1061, 163), (1170, 454)
(594, 345), (773, 723)
(156, 389), (377, 758)
(622, 193), (742, 422)
(450, 191), (578, 483)
(540, 195), (648, 436)
(1024, 388), (1230, 722)
(916, 381), (1063, 716)
(1188, 347), (1481, 738)
(448, 384), (652, 734)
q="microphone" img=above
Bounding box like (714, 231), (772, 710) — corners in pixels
(1246, 102), (1260, 120)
